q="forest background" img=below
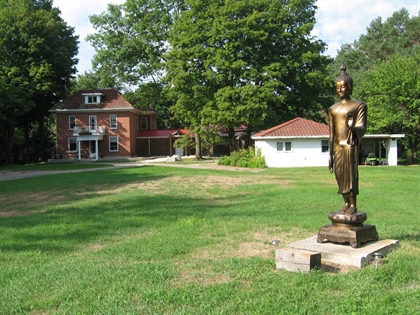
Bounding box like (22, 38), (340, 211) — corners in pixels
(0, 0), (419, 164)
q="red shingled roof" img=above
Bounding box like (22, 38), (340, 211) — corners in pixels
(253, 117), (329, 137)
(53, 88), (134, 110)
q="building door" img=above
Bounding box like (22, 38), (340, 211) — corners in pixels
(89, 141), (96, 158)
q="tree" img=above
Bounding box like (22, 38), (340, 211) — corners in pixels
(0, 0), (78, 163)
(329, 8), (420, 163)
(124, 82), (177, 129)
(359, 8), (420, 61)
(364, 53), (420, 163)
(87, 0), (183, 89)
(69, 72), (103, 95)
(330, 8), (420, 97)
(166, 0), (332, 152)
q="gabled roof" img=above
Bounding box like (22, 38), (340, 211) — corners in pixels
(252, 117), (329, 138)
(137, 129), (188, 138)
(50, 88), (157, 115)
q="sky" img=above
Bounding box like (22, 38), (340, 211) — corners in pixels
(53, 0), (420, 75)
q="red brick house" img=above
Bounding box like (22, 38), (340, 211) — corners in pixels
(50, 88), (158, 160)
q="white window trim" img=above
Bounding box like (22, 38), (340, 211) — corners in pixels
(68, 138), (77, 152)
(69, 116), (76, 130)
(321, 139), (329, 154)
(276, 141), (293, 153)
(85, 95), (99, 104)
(82, 93), (103, 104)
(109, 136), (119, 152)
(89, 116), (97, 131)
(141, 117), (148, 130)
(110, 114), (117, 129)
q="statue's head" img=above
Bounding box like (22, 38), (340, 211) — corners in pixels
(335, 61), (353, 98)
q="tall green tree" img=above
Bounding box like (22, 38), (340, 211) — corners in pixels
(364, 53), (420, 163)
(0, 0), (78, 163)
(87, 0), (183, 89)
(69, 72), (102, 95)
(329, 8), (420, 163)
(166, 0), (332, 152)
(330, 8), (420, 98)
(124, 82), (177, 129)
(87, 0), (183, 132)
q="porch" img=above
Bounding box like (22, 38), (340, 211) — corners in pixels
(73, 126), (106, 160)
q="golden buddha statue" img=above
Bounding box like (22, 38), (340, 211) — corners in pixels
(328, 62), (367, 215)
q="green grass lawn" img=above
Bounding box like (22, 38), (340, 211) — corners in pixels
(1, 165), (419, 314)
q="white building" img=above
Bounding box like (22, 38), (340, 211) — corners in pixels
(252, 117), (404, 168)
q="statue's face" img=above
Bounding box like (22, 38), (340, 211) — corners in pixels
(336, 80), (351, 99)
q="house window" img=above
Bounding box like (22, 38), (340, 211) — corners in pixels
(141, 117), (148, 130)
(89, 116), (97, 131)
(110, 115), (117, 129)
(277, 141), (292, 152)
(86, 96), (99, 104)
(82, 93), (103, 104)
(68, 138), (77, 152)
(321, 140), (329, 153)
(109, 136), (119, 152)
(69, 116), (76, 130)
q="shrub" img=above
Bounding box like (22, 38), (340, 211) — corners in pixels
(218, 147), (265, 168)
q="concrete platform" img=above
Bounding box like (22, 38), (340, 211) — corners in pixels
(287, 236), (399, 268)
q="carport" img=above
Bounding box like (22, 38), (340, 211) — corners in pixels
(361, 134), (405, 165)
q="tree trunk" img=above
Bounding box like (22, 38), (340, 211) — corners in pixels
(4, 117), (15, 165)
(195, 133), (202, 159)
(244, 125), (252, 149)
(4, 111), (16, 164)
(38, 115), (46, 162)
(24, 119), (30, 164)
(412, 151), (418, 164)
(409, 137), (419, 164)
(228, 127), (236, 153)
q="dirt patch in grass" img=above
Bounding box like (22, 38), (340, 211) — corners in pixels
(87, 243), (104, 251)
(173, 267), (235, 286)
(88, 174), (293, 199)
(0, 191), (65, 217)
(170, 228), (315, 286)
(0, 174), (294, 217)
(1, 209), (47, 218)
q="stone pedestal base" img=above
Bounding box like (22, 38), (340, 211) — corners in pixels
(288, 236), (399, 269)
(317, 224), (378, 248)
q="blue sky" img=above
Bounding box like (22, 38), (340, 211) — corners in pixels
(54, 0), (420, 75)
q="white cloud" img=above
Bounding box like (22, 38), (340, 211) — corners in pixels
(314, 0), (420, 57)
(53, 0), (125, 74)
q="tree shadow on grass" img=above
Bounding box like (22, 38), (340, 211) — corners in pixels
(0, 190), (236, 254)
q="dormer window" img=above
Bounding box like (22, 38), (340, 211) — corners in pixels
(82, 93), (103, 104)
(88, 96), (98, 103)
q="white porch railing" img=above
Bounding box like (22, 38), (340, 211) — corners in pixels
(73, 126), (105, 136)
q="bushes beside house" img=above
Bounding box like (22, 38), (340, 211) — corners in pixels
(218, 147), (265, 168)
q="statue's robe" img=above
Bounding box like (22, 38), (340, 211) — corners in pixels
(328, 100), (367, 195)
